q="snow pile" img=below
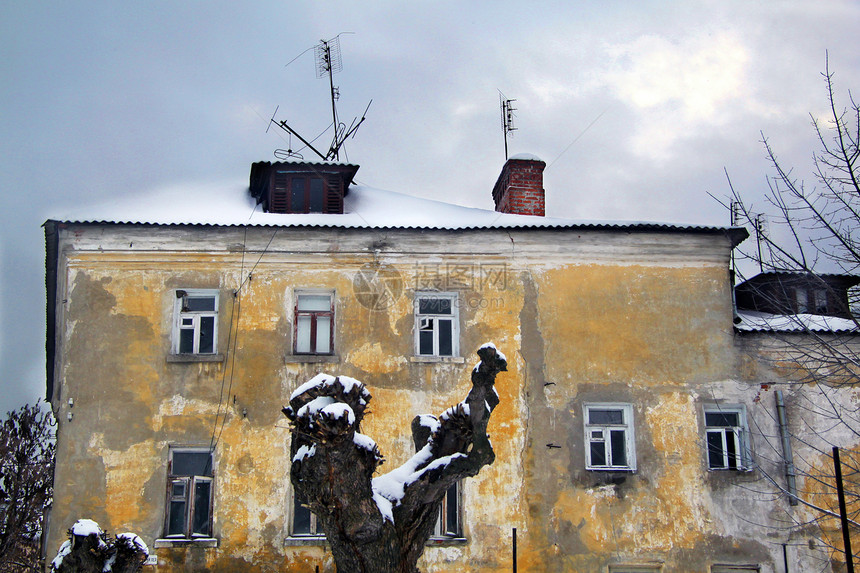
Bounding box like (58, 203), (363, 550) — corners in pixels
(290, 374), (369, 406)
(71, 518), (103, 538)
(370, 445), (466, 524)
(736, 310), (859, 333)
(293, 444), (317, 463)
(51, 541), (71, 570)
(415, 414), (440, 433)
(479, 341), (507, 363)
(50, 176), (725, 234)
(117, 532), (149, 556)
(353, 432), (377, 452)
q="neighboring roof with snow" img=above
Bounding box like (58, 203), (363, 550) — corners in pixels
(47, 181), (748, 242)
(735, 310), (859, 333)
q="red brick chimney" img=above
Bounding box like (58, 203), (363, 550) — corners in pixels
(491, 154), (546, 216)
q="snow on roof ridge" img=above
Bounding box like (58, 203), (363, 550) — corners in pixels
(735, 310), (859, 333)
(47, 180), (741, 234)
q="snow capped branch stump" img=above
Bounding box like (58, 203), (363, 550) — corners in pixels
(283, 344), (507, 573)
(50, 519), (148, 573)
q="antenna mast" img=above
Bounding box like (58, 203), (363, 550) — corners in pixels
(270, 34), (371, 162)
(500, 92), (517, 159)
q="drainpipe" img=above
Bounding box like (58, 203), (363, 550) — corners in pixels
(775, 390), (798, 505)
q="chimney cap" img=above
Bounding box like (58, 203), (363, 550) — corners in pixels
(507, 153), (544, 162)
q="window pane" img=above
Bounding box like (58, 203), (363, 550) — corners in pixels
(173, 452), (213, 477)
(291, 178), (306, 212)
(419, 297), (453, 315)
(438, 319), (453, 356)
(445, 482), (459, 536)
(171, 482), (186, 498)
(296, 315), (312, 353)
(589, 409), (624, 425)
(199, 316), (215, 353)
(590, 441), (606, 466)
(185, 296), (216, 312)
(707, 431), (725, 468)
(726, 431), (738, 469)
(293, 491), (312, 535)
(610, 430), (627, 467)
(315, 316), (331, 354)
(179, 328), (194, 354)
(309, 178), (324, 213)
(168, 500), (187, 536)
(192, 480), (212, 536)
(298, 295), (331, 312)
(419, 328), (434, 355)
(705, 412), (739, 427)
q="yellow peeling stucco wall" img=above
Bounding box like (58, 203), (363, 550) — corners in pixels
(47, 225), (841, 572)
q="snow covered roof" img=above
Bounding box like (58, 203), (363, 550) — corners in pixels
(48, 181), (747, 241)
(735, 310), (859, 333)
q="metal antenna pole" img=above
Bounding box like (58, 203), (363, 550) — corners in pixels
(321, 40), (340, 160)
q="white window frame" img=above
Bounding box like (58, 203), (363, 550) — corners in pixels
(172, 289), (219, 355)
(704, 405), (751, 471)
(432, 481), (463, 539)
(164, 448), (214, 539)
(293, 290), (335, 355)
(584, 403), (636, 471)
(414, 292), (459, 357)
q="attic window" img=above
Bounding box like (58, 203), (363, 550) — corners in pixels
(272, 173), (331, 214)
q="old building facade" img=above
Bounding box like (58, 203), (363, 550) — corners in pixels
(44, 157), (859, 572)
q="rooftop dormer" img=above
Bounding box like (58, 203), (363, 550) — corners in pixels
(249, 161), (360, 214)
(735, 272), (859, 319)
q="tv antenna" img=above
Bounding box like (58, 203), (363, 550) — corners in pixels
(268, 33), (372, 162)
(500, 91), (517, 159)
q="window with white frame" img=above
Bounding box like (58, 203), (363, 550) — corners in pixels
(291, 489), (323, 537)
(165, 449), (214, 539)
(294, 292), (334, 355)
(415, 293), (459, 357)
(173, 289), (218, 354)
(584, 403), (636, 471)
(432, 482), (462, 539)
(704, 406), (750, 470)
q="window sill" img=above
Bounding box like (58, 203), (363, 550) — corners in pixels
(284, 536), (327, 547)
(166, 354), (225, 364)
(426, 537), (467, 546)
(153, 538), (218, 548)
(586, 468), (637, 473)
(409, 356), (465, 364)
(285, 355), (341, 364)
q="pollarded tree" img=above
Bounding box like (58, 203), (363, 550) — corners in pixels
(282, 343), (507, 573)
(49, 519), (148, 573)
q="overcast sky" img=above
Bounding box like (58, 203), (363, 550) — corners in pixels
(2, 1), (859, 415)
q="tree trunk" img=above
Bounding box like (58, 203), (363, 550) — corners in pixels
(284, 344), (507, 572)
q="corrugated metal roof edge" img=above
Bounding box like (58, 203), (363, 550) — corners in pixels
(734, 325), (860, 334)
(47, 219), (749, 247)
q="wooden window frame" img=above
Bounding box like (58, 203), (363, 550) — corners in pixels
(293, 291), (335, 355)
(164, 449), (214, 540)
